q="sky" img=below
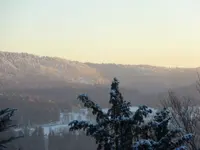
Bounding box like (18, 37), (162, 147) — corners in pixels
(0, 0), (200, 67)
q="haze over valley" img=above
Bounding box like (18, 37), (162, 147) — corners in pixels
(1, 0), (200, 149)
(0, 51), (200, 112)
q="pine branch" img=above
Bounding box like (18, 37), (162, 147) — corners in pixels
(69, 120), (91, 131)
(78, 94), (108, 123)
(0, 108), (22, 149)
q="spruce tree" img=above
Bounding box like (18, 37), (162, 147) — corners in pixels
(132, 108), (193, 150)
(69, 78), (193, 150)
(0, 108), (22, 149)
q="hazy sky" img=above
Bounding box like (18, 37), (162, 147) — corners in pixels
(1, 0), (200, 67)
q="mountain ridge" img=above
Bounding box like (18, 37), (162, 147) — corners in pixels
(2, 50), (199, 69)
(0, 51), (199, 93)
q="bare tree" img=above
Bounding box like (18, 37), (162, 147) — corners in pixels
(196, 72), (200, 94)
(161, 91), (200, 150)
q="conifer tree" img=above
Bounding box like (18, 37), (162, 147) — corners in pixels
(0, 108), (22, 149)
(132, 108), (193, 150)
(69, 78), (193, 150)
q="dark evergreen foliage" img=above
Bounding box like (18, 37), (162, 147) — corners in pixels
(69, 78), (193, 150)
(133, 108), (193, 149)
(0, 108), (22, 149)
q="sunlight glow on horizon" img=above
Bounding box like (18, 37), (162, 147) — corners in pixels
(1, 0), (200, 68)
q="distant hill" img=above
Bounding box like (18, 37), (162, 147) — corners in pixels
(0, 51), (199, 93)
(1, 51), (200, 125)
(0, 51), (109, 89)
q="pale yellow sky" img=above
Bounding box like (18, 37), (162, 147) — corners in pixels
(1, 0), (200, 67)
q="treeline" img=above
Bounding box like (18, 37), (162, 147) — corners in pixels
(0, 86), (153, 125)
(6, 129), (96, 150)
(0, 93), (64, 124)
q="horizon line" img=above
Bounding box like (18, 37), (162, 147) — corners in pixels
(0, 50), (199, 69)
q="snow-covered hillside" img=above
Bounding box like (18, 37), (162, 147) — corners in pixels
(0, 51), (198, 92)
(0, 51), (109, 88)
